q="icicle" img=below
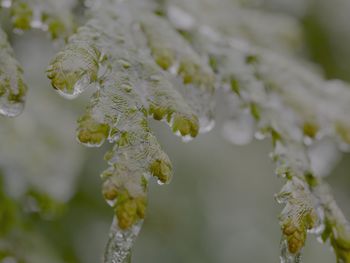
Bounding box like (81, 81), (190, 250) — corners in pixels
(104, 218), (143, 263)
(280, 238), (302, 263)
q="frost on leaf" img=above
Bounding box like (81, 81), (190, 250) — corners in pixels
(47, 0), (214, 261)
(0, 27), (27, 117)
(276, 178), (317, 256)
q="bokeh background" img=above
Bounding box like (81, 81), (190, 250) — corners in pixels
(1, 0), (350, 262)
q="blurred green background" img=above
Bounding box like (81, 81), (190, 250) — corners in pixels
(1, 0), (350, 262)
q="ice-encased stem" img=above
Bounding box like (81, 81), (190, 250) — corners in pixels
(104, 217), (143, 263)
(280, 238), (302, 263)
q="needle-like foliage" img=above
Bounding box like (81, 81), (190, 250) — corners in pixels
(1, 0), (350, 262)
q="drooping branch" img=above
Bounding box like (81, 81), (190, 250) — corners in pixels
(0, 27), (27, 117)
(47, 1), (215, 262)
(162, 1), (350, 261)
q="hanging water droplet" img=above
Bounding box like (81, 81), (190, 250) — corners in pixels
(77, 138), (106, 147)
(31, 10), (45, 29)
(0, 100), (24, 117)
(222, 113), (254, 145)
(199, 117), (215, 133)
(308, 139), (340, 177)
(254, 131), (266, 140)
(174, 132), (193, 142)
(303, 136), (313, 146)
(106, 198), (117, 207)
(169, 63), (179, 75)
(76, 131), (107, 147)
(56, 74), (91, 99)
(157, 179), (165, 185)
(308, 207), (325, 236)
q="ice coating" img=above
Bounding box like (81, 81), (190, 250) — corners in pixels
(104, 218), (143, 263)
(44, 0), (350, 262)
(0, 27), (27, 117)
(46, 1), (216, 262)
(166, 1), (350, 261)
(0, 0), (77, 117)
(140, 13), (215, 133)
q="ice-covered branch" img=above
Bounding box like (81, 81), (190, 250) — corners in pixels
(0, 27), (27, 117)
(166, 1), (350, 261)
(47, 0), (215, 261)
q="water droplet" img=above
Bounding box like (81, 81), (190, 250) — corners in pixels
(316, 236), (325, 244)
(74, 75), (92, 95)
(254, 131), (266, 140)
(308, 139), (340, 177)
(174, 131), (193, 142)
(199, 117), (215, 133)
(0, 100), (24, 117)
(157, 179), (165, 185)
(79, 139), (106, 148)
(106, 198), (117, 207)
(309, 207), (325, 235)
(31, 10), (45, 29)
(303, 136), (313, 146)
(222, 113), (254, 145)
(169, 63), (179, 75)
(76, 134), (106, 147)
(56, 75), (91, 99)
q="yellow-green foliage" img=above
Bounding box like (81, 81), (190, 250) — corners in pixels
(1, 0), (350, 263)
